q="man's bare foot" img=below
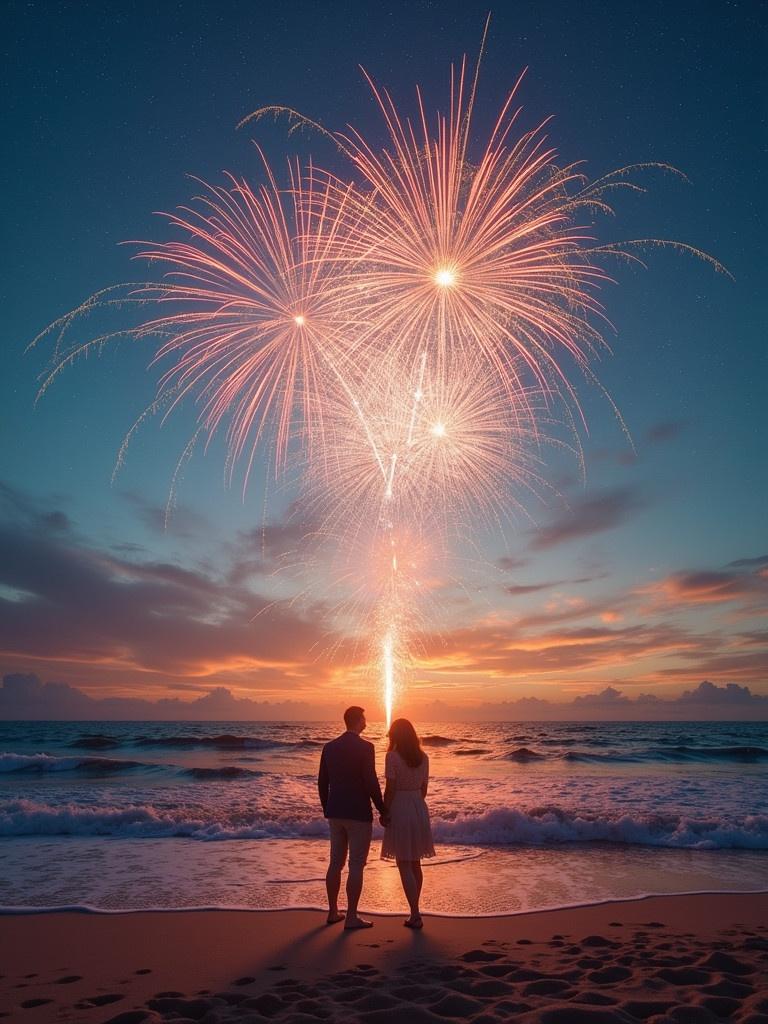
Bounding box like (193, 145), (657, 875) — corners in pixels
(404, 915), (423, 929)
(326, 911), (345, 925)
(344, 916), (373, 930)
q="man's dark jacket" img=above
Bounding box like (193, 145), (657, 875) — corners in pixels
(318, 731), (386, 822)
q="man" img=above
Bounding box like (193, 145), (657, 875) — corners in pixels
(318, 705), (388, 929)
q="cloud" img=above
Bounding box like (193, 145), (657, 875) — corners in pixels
(413, 595), (768, 687)
(226, 510), (317, 584)
(5, 672), (765, 721)
(571, 685), (629, 706)
(646, 419), (686, 444)
(676, 680), (765, 705)
(530, 487), (646, 550)
(0, 484), (338, 686)
(497, 555), (529, 571)
(418, 680), (768, 721)
(119, 490), (211, 539)
(0, 481), (72, 536)
(505, 582), (554, 596)
(505, 574), (606, 597)
(0, 673), (336, 721)
(729, 555), (768, 569)
(418, 617), (704, 678)
(641, 567), (768, 607)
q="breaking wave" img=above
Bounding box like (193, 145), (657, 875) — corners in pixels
(2, 798), (767, 849)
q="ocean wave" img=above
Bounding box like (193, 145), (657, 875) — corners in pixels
(563, 750), (641, 764)
(431, 806), (768, 850)
(135, 733), (281, 750)
(505, 747), (547, 762)
(0, 752), (275, 779)
(3, 798), (766, 849)
(655, 745), (768, 762)
(454, 748), (491, 756)
(69, 734), (121, 750)
(488, 744), (768, 765)
(0, 753), (147, 774)
(562, 746), (768, 764)
(0, 799), (329, 840)
(133, 733), (322, 751)
(421, 735), (456, 746)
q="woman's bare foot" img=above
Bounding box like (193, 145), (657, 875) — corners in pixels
(344, 916), (373, 930)
(404, 915), (423, 929)
(326, 911), (345, 925)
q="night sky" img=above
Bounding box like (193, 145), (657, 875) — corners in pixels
(1, 0), (765, 719)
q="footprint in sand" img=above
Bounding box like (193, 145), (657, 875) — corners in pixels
(459, 949), (504, 962)
(572, 991), (619, 1006)
(214, 991), (248, 1005)
(700, 950), (754, 974)
(580, 934), (616, 948)
(586, 966), (632, 984)
(75, 993), (124, 1009)
(655, 966), (712, 985)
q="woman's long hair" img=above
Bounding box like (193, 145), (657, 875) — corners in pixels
(388, 718), (424, 768)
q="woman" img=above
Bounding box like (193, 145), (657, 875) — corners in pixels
(381, 718), (435, 928)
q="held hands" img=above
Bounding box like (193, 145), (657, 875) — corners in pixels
(379, 811), (390, 828)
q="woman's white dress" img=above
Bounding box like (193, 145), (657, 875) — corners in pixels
(380, 749), (435, 861)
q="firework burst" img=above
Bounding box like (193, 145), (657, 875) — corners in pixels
(311, 63), (611, 413)
(31, 48), (725, 722)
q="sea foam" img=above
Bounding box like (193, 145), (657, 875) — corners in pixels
(2, 797), (767, 849)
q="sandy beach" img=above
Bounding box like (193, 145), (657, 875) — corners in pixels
(2, 893), (767, 1023)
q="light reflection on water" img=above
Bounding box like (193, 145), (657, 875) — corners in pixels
(0, 837), (766, 915)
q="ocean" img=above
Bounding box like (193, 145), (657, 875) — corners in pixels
(1, 719), (767, 916)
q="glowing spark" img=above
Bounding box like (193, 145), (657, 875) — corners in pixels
(293, 314), (306, 327)
(434, 267), (456, 288)
(431, 421), (447, 438)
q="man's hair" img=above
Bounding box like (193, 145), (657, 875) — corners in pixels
(343, 706), (365, 729)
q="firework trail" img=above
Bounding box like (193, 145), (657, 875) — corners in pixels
(31, 52), (726, 722)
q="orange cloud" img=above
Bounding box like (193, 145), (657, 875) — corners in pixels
(640, 568), (768, 607)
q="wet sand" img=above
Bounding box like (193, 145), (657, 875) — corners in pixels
(1, 892), (767, 1022)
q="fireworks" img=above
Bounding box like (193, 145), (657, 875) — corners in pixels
(31, 51), (725, 724)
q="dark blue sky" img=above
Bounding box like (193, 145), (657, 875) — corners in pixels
(1, 0), (766, 714)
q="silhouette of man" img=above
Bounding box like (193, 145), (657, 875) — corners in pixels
(318, 706), (388, 929)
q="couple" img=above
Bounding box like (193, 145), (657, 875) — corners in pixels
(317, 705), (434, 930)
